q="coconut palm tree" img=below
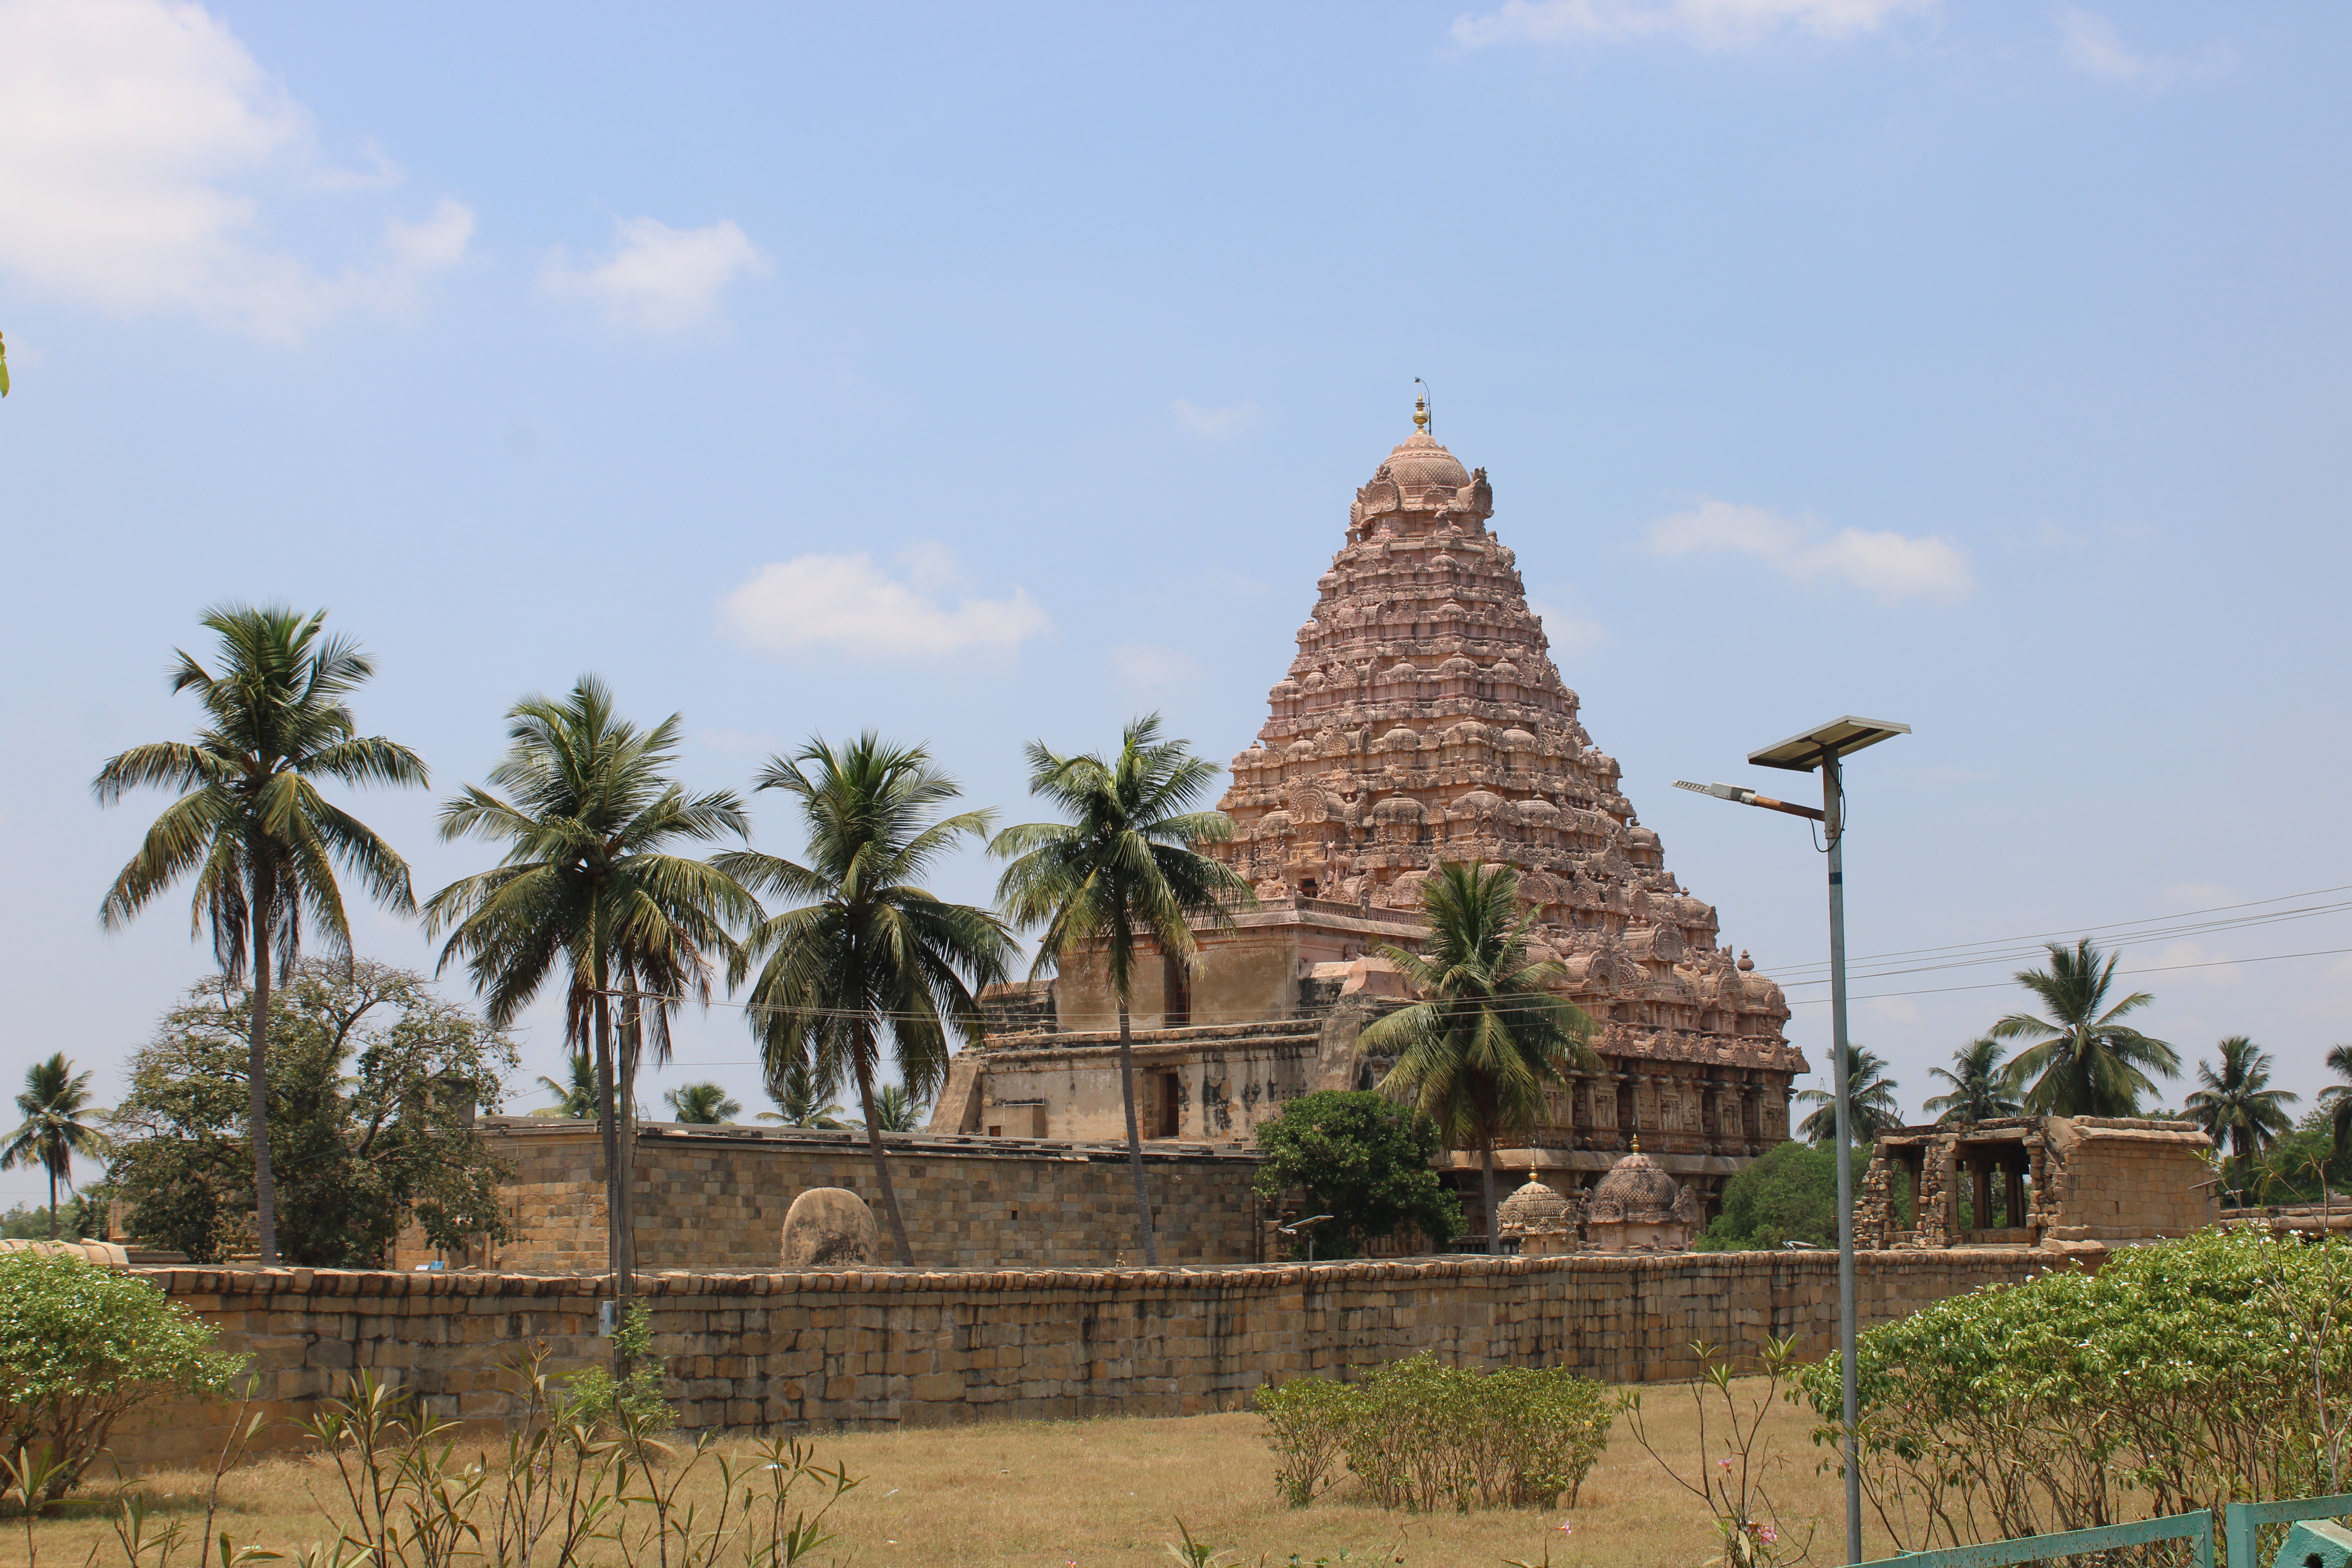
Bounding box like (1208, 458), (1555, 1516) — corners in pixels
(1, 1056), (113, 1240)
(758, 1061), (850, 1129)
(1921, 1038), (2022, 1125)
(94, 605), (426, 1265)
(990, 715), (1253, 1266)
(850, 1083), (926, 1134)
(718, 734), (1016, 1267)
(1356, 862), (1599, 1254)
(1991, 938), (2179, 1116)
(2185, 1036), (2298, 1166)
(532, 1051), (598, 1118)
(426, 677), (754, 1307)
(662, 1082), (742, 1124)
(1795, 1044), (1904, 1143)
(2321, 1044), (2352, 1156)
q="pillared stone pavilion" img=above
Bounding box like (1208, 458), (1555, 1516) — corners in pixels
(933, 403), (1804, 1220)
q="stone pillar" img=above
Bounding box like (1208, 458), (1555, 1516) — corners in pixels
(1972, 1160), (1994, 1235)
(2004, 1161), (2027, 1230)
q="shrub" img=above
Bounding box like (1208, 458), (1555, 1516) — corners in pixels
(0, 1251), (242, 1503)
(1252, 1092), (1462, 1260)
(1254, 1354), (1611, 1513)
(561, 1303), (675, 1432)
(1695, 1140), (1839, 1251)
(1804, 1227), (2352, 1550)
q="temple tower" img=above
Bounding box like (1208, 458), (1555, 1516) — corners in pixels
(936, 404), (1804, 1221)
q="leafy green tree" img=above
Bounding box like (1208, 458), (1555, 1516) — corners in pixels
(1795, 1044), (1904, 1143)
(1, 1055), (112, 1240)
(426, 677), (753, 1300)
(662, 1082), (741, 1124)
(758, 1061), (849, 1129)
(1250, 1090), (1462, 1259)
(850, 1083), (926, 1134)
(93, 605), (427, 1265)
(0, 1251), (241, 1502)
(1357, 862), (1598, 1254)
(719, 734), (1015, 1267)
(1991, 938), (2179, 1116)
(1920, 1037), (2021, 1125)
(1695, 1140), (1843, 1250)
(991, 715), (1253, 1267)
(107, 962), (516, 1267)
(2320, 1043), (2352, 1156)
(2185, 1035), (2298, 1167)
(534, 1051), (598, 1119)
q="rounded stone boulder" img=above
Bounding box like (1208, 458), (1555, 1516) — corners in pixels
(780, 1187), (877, 1269)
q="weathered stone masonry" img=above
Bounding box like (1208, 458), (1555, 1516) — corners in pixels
(111, 1249), (2050, 1471)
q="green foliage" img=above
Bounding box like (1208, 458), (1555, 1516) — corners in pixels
(1793, 1044), (1902, 1143)
(93, 603), (430, 1266)
(1251, 1091), (1461, 1260)
(1695, 1140), (1841, 1251)
(562, 1303), (675, 1432)
(1356, 862), (1598, 1252)
(2186, 1034), (2299, 1166)
(108, 962), (517, 1266)
(1802, 1227), (2352, 1549)
(1921, 1037), (2021, 1124)
(663, 1082), (742, 1124)
(2238, 1114), (2352, 1206)
(1991, 937), (2179, 1116)
(719, 733), (1016, 1267)
(852, 1082), (927, 1133)
(1253, 1354), (1612, 1514)
(1, 1054), (112, 1241)
(759, 1061), (849, 1129)
(0, 1251), (243, 1501)
(535, 1051), (599, 1118)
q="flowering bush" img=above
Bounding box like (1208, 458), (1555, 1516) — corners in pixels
(1803, 1227), (2352, 1549)
(1254, 1354), (1612, 1513)
(0, 1250), (243, 1503)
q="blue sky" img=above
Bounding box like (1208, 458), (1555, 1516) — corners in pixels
(3, 0), (2347, 1208)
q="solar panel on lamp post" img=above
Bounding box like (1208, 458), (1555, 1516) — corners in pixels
(1675, 714), (1909, 1568)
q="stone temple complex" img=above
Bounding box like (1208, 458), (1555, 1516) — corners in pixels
(932, 403), (1806, 1227)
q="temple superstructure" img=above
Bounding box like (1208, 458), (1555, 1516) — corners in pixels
(932, 403), (1804, 1223)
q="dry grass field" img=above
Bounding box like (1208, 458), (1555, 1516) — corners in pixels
(4, 1379), (1905, 1568)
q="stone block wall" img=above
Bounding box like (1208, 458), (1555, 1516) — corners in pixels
(426, 1120), (1268, 1273)
(107, 1248), (2051, 1472)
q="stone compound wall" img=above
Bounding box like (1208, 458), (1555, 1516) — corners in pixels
(430, 1120), (1268, 1273)
(108, 1248), (2050, 1471)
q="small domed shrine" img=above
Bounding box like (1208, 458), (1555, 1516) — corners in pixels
(1497, 1171), (1578, 1257)
(934, 400), (1805, 1232)
(1583, 1142), (1702, 1254)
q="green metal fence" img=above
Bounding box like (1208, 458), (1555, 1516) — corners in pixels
(2223, 1491), (2352, 1568)
(1857, 1510), (2214, 1568)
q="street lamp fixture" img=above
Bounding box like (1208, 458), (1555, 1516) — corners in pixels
(1677, 713), (1909, 1567)
(1279, 1214), (1336, 1263)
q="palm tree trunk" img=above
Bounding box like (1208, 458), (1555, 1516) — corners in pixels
(248, 877), (280, 1267)
(617, 993), (640, 1283)
(591, 986), (628, 1375)
(1482, 1132), (1499, 1256)
(1117, 999), (1160, 1267)
(855, 1049), (915, 1267)
(46, 1163), (57, 1242)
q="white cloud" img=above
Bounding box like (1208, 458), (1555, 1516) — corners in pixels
(1171, 400), (1260, 438)
(2056, 8), (2218, 87)
(539, 217), (770, 331)
(1111, 642), (1201, 688)
(1452, 0), (1928, 49)
(0, 0), (472, 339)
(719, 548), (1048, 659)
(1644, 499), (1975, 603)
(2138, 940), (2243, 987)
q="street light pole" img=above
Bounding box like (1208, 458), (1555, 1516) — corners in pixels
(1678, 714), (1907, 1567)
(1821, 747), (1860, 1568)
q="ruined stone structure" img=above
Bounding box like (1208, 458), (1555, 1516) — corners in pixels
(1857, 1115), (2216, 1252)
(935, 405), (1805, 1220)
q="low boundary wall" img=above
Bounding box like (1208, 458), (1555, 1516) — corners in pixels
(109, 1248), (2053, 1470)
